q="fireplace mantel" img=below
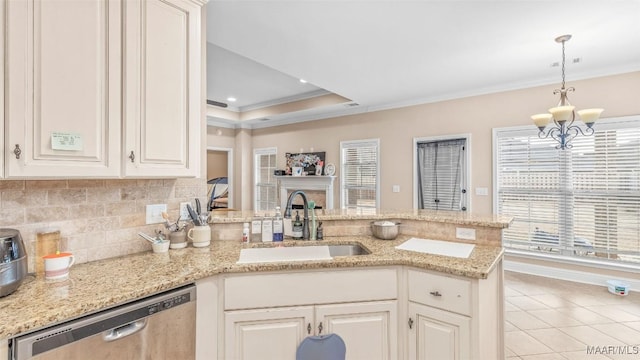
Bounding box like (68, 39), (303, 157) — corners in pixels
(276, 175), (336, 210)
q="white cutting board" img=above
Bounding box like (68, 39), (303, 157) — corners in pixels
(395, 238), (475, 258)
(237, 246), (332, 264)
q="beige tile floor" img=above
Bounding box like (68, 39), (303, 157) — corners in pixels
(505, 271), (640, 360)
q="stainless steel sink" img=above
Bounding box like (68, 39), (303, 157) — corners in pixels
(326, 244), (370, 256)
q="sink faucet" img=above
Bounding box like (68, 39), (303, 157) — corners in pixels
(284, 190), (310, 240)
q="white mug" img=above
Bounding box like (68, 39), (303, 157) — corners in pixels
(188, 225), (211, 247)
(43, 252), (75, 280)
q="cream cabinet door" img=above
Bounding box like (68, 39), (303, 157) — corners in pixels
(0, 0), (5, 178)
(408, 302), (471, 360)
(5, 0), (121, 178)
(315, 300), (398, 360)
(123, 0), (202, 178)
(225, 306), (314, 360)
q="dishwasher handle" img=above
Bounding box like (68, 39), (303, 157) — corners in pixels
(103, 319), (148, 342)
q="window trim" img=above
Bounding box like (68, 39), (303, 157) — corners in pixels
(253, 147), (278, 212)
(412, 133), (471, 211)
(339, 138), (380, 210)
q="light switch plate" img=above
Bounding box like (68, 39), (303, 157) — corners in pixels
(392, 185), (400, 193)
(146, 204), (167, 224)
(475, 187), (489, 196)
(456, 227), (476, 240)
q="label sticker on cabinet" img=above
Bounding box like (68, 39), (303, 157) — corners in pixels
(51, 132), (83, 151)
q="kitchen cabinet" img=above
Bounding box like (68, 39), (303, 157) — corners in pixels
(225, 306), (314, 360)
(225, 301), (397, 360)
(0, 0), (4, 178)
(5, 0), (122, 178)
(315, 301), (397, 360)
(223, 268), (399, 360)
(406, 266), (504, 360)
(408, 302), (470, 360)
(123, 0), (202, 178)
(3, 0), (203, 179)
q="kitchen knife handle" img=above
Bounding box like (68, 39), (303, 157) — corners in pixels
(195, 198), (201, 215)
(186, 204), (201, 226)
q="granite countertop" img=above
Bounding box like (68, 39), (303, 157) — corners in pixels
(0, 235), (503, 340)
(210, 209), (513, 228)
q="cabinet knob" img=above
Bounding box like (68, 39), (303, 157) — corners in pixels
(128, 151), (135, 163)
(318, 322), (323, 335)
(307, 323), (312, 334)
(408, 317), (414, 329)
(429, 291), (442, 297)
(13, 144), (22, 159)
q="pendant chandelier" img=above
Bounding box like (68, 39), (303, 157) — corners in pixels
(531, 35), (603, 150)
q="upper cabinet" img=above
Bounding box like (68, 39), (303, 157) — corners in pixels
(0, 0), (5, 178)
(5, 0), (122, 178)
(123, 0), (202, 178)
(3, 0), (204, 179)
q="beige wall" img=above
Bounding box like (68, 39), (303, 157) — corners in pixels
(245, 72), (640, 214)
(207, 151), (228, 180)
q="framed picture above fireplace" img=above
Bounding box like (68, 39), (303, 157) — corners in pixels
(285, 151), (326, 175)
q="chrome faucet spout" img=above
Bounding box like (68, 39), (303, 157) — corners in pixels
(284, 190), (310, 240)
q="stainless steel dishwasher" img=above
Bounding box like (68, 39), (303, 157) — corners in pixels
(11, 284), (196, 360)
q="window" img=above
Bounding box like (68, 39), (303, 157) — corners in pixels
(254, 147), (277, 212)
(494, 116), (640, 264)
(340, 139), (379, 211)
(415, 137), (468, 211)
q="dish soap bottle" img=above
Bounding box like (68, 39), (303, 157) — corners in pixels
(292, 211), (303, 240)
(273, 206), (283, 242)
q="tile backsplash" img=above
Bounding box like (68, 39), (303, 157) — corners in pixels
(0, 179), (207, 272)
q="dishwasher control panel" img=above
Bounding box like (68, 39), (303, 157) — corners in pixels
(148, 293), (191, 315)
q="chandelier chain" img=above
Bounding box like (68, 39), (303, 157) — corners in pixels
(561, 40), (566, 90)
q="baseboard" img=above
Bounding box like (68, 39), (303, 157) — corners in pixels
(504, 258), (640, 291)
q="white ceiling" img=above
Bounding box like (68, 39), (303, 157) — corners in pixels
(206, 1), (640, 127)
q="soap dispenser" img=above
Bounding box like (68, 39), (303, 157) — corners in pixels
(292, 211), (303, 240)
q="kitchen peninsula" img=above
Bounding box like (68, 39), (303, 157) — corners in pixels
(0, 210), (511, 360)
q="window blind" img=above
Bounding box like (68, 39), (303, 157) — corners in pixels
(417, 138), (467, 211)
(254, 148), (277, 212)
(340, 139), (379, 210)
(495, 118), (640, 264)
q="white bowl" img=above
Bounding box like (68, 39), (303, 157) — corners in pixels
(152, 241), (170, 253)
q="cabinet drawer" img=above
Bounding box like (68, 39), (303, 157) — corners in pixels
(225, 268), (397, 310)
(408, 270), (471, 316)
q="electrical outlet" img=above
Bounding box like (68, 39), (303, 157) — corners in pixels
(146, 204), (167, 224)
(180, 202), (191, 221)
(392, 185), (400, 193)
(475, 187), (489, 196)
(456, 227), (476, 240)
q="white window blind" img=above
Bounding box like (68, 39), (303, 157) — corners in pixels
(340, 139), (379, 211)
(254, 147), (277, 212)
(494, 118), (640, 264)
(417, 138), (467, 211)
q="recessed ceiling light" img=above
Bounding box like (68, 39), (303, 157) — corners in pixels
(227, 97), (237, 102)
(299, 79), (307, 84)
